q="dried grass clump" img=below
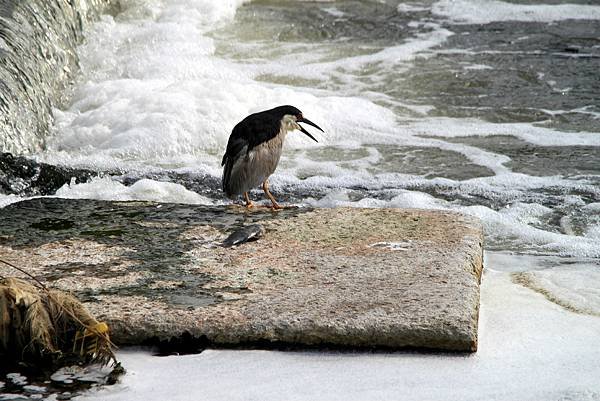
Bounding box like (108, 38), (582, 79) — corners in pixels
(0, 276), (116, 367)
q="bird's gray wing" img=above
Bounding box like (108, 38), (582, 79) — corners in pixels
(222, 136), (248, 195)
(222, 137), (244, 165)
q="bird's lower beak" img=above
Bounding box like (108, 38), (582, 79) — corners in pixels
(297, 117), (323, 143)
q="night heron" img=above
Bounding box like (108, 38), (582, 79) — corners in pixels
(221, 105), (324, 209)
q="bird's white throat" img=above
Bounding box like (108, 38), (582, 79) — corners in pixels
(282, 114), (301, 133)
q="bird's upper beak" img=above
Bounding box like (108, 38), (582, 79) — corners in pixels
(297, 116), (323, 143)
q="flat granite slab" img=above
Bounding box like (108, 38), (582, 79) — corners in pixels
(0, 198), (483, 352)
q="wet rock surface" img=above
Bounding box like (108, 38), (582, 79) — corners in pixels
(0, 153), (97, 196)
(0, 198), (483, 352)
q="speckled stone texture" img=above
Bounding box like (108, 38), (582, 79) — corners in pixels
(0, 198), (483, 352)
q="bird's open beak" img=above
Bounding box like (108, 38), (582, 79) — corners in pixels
(297, 117), (323, 143)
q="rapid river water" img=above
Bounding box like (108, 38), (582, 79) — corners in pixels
(1, 0), (600, 399)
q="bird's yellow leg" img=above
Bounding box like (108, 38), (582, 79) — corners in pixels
(262, 180), (282, 210)
(243, 192), (254, 208)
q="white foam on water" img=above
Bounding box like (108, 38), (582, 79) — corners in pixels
(43, 0), (582, 180)
(282, 129), (512, 178)
(407, 117), (600, 146)
(47, 40), (404, 171)
(35, 0), (600, 261)
(487, 252), (600, 314)
(74, 271), (600, 401)
(304, 180), (600, 258)
(484, 251), (542, 273)
(583, 202), (600, 212)
(462, 63), (493, 70)
(249, 24), (454, 82)
(454, 204), (599, 257)
(45, 0), (441, 172)
(585, 225), (600, 240)
(288, 167), (597, 203)
(321, 7), (345, 17)
(467, 173), (599, 199)
(523, 265), (600, 317)
(460, 204), (600, 258)
(0, 194), (27, 208)
(55, 176), (214, 205)
(388, 190), (444, 209)
(432, 0), (600, 24)
(540, 105), (600, 120)
(397, 3), (430, 13)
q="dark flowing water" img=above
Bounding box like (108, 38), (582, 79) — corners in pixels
(1, 1), (600, 399)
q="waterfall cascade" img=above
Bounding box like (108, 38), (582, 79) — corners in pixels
(0, 0), (113, 155)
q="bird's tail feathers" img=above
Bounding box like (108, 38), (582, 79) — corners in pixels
(222, 157), (234, 196)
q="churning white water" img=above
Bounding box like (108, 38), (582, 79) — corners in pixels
(3, 0), (600, 398)
(36, 0), (600, 259)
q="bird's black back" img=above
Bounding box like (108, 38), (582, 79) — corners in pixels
(221, 105), (301, 166)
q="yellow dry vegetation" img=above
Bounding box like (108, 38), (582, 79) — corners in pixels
(0, 277), (116, 367)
